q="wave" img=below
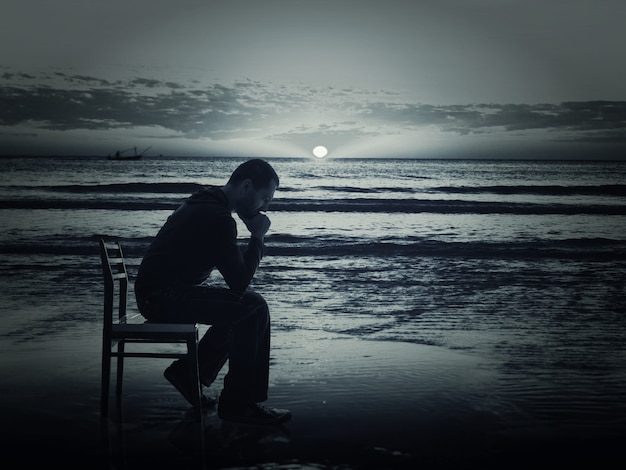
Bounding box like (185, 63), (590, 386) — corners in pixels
(0, 199), (178, 210)
(37, 183), (414, 194)
(266, 236), (626, 260)
(9, 182), (626, 197)
(432, 184), (626, 196)
(40, 182), (206, 193)
(2, 197), (625, 215)
(314, 185), (418, 194)
(270, 198), (626, 214)
(1, 235), (624, 261)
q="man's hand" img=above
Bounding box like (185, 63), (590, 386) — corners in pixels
(241, 213), (271, 240)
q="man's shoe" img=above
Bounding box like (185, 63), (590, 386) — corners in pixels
(218, 403), (291, 425)
(164, 361), (217, 409)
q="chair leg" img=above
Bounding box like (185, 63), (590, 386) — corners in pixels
(101, 347), (111, 417)
(115, 341), (125, 410)
(187, 339), (203, 408)
(187, 338), (206, 467)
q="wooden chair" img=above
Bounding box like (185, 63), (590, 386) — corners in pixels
(99, 238), (203, 418)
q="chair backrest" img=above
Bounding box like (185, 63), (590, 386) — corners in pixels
(99, 239), (129, 331)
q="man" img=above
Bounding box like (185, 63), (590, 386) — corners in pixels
(134, 158), (290, 425)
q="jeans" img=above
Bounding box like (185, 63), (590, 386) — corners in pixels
(136, 284), (270, 405)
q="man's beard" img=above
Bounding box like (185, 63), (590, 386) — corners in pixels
(237, 207), (258, 219)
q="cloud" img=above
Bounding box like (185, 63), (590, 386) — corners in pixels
(1, 70), (625, 149)
(351, 101), (626, 142)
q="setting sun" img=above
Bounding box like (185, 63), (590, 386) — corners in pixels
(312, 145), (328, 158)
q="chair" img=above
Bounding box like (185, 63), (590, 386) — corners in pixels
(99, 238), (203, 418)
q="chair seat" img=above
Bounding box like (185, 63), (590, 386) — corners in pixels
(111, 322), (198, 340)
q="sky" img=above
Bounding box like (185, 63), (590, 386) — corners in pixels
(1, 0), (625, 159)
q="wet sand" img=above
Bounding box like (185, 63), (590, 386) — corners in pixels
(0, 325), (622, 469)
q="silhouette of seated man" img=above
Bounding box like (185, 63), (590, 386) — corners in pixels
(135, 158), (290, 425)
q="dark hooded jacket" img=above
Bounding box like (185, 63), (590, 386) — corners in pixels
(135, 186), (263, 299)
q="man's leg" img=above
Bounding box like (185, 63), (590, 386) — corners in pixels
(197, 324), (230, 386)
(153, 286), (270, 400)
(140, 285), (288, 422)
(143, 286), (250, 405)
(219, 290), (270, 405)
(216, 291), (289, 425)
(244, 291), (270, 403)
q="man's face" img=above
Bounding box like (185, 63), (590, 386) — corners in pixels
(236, 179), (277, 219)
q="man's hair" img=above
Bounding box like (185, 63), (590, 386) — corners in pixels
(228, 158), (279, 189)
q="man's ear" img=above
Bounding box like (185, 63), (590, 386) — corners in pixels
(241, 179), (253, 194)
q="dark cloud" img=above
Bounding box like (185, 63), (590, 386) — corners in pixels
(355, 101), (626, 142)
(1, 71), (625, 146)
(0, 75), (259, 137)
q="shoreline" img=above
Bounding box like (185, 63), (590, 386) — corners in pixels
(1, 328), (623, 468)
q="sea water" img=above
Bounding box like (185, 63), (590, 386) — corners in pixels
(1, 155), (625, 453)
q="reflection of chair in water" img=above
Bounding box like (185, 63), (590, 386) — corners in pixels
(98, 238), (205, 465)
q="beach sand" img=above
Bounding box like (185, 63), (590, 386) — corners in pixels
(1, 323), (622, 469)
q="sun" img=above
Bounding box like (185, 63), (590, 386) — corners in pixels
(312, 145), (328, 158)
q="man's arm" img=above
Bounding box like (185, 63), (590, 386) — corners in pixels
(214, 215), (265, 295)
(240, 213), (271, 242)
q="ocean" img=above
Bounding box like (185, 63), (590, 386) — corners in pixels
(1, 155), (625, 467)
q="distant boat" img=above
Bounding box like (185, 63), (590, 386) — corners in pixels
(108, 146), (152, 160)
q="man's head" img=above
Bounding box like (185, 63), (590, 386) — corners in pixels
(226, 159), (279, 219)
(228, 158), (279, 190)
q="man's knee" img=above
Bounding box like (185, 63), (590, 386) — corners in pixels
(241, 290), (267, 309)
(241, 291), (270, 325)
